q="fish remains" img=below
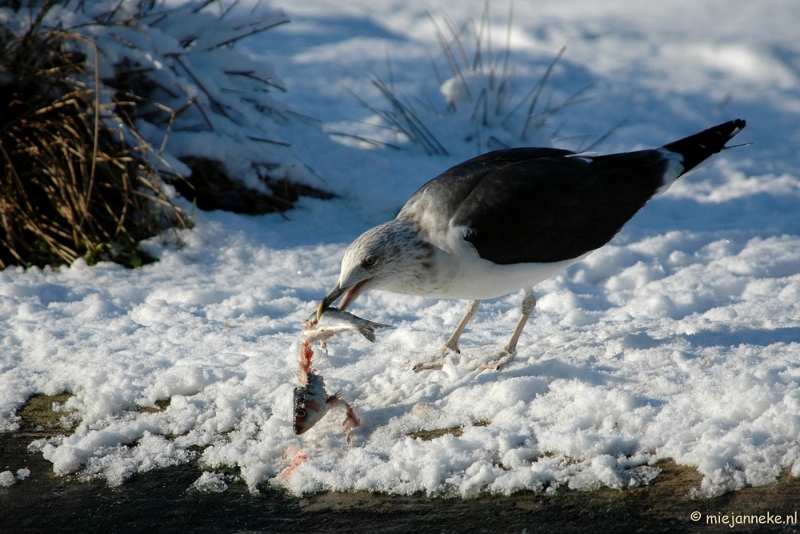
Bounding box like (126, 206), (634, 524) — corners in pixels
(302, 307), (390, 346)
(293, 339), (361, 435)
(293, 308), (390, 434)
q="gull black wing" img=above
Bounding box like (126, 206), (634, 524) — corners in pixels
(452, 120), (746, 264)
(399, 148), (574, 241)
(451, 150), (668, 264)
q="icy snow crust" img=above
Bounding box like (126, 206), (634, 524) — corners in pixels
(2, 0), (800, 497)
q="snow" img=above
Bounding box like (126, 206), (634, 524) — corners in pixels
(0, 471), (16, 488)
(2, 0), (800, 498)
(190, 471), (229, 493)
(0, 468), (30, 487)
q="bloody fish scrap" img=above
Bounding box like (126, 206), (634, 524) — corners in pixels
(293, 340), (360, 435)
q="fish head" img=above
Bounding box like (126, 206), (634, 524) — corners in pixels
(293, 378), (331, 434)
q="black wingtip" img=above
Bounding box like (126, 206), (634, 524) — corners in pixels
(663, 119), (747, 173)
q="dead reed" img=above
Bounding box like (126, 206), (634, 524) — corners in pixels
(0, 9), (186, 269)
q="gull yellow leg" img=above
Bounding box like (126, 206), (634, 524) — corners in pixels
(480, 289), (535, 371)
(404, 299), (481, 372)
(442, 299), (481, 354)
(504, 289), (536, 355)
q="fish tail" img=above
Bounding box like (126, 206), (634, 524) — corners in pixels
(357, 325), (377, 342)
(357, 320), (391, 343)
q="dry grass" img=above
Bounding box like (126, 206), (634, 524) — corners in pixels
(342, 4), (621, 155)
(1, 1), (336, 269)
(407, 420), (491, 441)
(0, 10), (186, 269)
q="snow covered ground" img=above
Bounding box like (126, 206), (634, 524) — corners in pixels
(2, 0), (800, 497)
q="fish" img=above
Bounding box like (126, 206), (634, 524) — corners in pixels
(293, 340), (361, 435)
(302, 307), (390, 345)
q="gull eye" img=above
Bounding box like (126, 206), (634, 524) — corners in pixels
(361, 255), (378, 269)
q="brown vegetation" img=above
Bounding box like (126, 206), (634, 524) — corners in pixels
(0, 16), (185, 269)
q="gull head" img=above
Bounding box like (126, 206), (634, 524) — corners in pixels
(317, 219), (435, 318)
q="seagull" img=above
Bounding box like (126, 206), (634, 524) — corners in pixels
(317, 119), (747, 370)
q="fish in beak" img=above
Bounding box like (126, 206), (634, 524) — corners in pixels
(317, 278), (372, 319)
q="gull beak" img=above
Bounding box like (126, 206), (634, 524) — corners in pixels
(317, 278), (372, 319)
(317, 283), (345, 320)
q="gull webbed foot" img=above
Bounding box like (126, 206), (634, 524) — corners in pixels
(402, 348), (451, 372)
(473, 348), (516, 371)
